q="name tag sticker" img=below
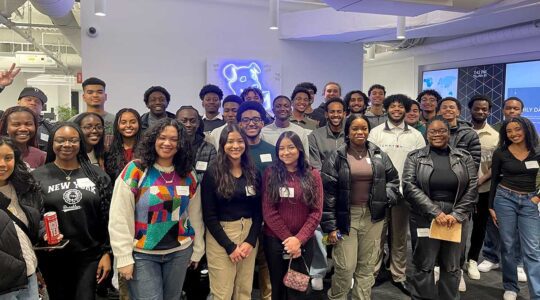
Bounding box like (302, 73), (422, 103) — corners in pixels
(260, 154), (272, 163)
(150, 186), (159, 194)
(245, 185), (256, 196)
(76, 178), (94, 188)
(195, 161), (208, 171)
(366, 158), (372, 165)
(417, 228), (430, 237)
(40, 133), (49, 141)
(177, 186), (190, 196)
(525, 161), (539, 169)
(279, 187), (295, 198)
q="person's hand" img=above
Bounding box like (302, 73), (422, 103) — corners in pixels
(229, 246), (244, 263)
(189, 261), (199, 269)
(489, 209), (498, 228)
(0, 63), (20, 87)
(96, 253), (111, 283)
(445, 214), (458, 228)
(283, 236), (301, 256)
(118, 264), (134, 281)
(435, 212), (447, 226)
(43, 233), (64, 243)
(238, 242), (254, 258)
(328, 230), (340, 245)
(36, 271), (47, 296)
(531, 196), (540, 204)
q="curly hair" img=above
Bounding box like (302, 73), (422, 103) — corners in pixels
(73, 112), (105, 168)
(211, 124), (259, 199)
(344, 90), (368, 113)
(0, 106), (39, 148)
(105, 109), (142, 180)
(136, 118), (193, 177)
(266, 131), (319, 207)
(0, 136), (41, 194)
(143, 86), (170, 104)
(46, 122), (112, 221)
(499, 117), (539, 152)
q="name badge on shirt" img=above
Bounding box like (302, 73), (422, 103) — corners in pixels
(40, 133), (49, 142)
(177, 186), (190, 196)
(260, 154), (272, 163)
(76, 178), (95, 188)
(195, 161), (208, 171)
(417, 228), (430, 238)
(525, 161), (539, 169)
(246, 185), (256, 196)
(366, 158), (372, 165)
(279, 187), (295, 198)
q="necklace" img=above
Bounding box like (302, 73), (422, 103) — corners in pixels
(349, 146), (367, 159)
(55, 163), (76, 181)
(159, 170), (175, 184)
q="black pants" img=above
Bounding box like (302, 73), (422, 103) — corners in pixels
(264, 235), (314, 300)
(467, 192), (490, 262)
(38, 248), (100, 300)
(408, 202), (466, 300)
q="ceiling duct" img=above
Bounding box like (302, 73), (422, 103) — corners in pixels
(30, 0), (75, 18)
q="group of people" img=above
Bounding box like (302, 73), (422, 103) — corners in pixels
(0, 62), (539, 300)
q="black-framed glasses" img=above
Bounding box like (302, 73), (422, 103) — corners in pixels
(240, 117), (262, 124)
(427, 128), (449, 135)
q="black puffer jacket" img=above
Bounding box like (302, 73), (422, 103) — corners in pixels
(450, 120), (481, 171)
(0, 183), (42, 295)
(402, 145), (478, 223)
(321, 142), (401, 234)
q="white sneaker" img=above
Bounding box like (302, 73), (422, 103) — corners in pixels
(503, 290), (517, 300)
(311, 277), (324, 291)
(477, 260), (499, 272)
(467, 260), (481, 280)
(459, 270), (466, 292)
(434, 266), (440, 283)
(517, 267), (527, 282)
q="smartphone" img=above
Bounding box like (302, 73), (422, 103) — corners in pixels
(34, 239), (70, 250)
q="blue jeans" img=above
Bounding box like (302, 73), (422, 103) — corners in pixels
(128, 246), (193, 300)
(0, 273), (38, 300)
(309, 226), (328, 278)
(482, 216), (523, 266)
(493, 187), (540, 297)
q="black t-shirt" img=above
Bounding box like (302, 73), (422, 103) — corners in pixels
(32, 163), (111, 253)
(429, 147), (459, 203)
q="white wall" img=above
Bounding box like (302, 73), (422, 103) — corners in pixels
(81, 0), (364, 115)
(363, 34), (540, 98)
(363, 57), (415, 97)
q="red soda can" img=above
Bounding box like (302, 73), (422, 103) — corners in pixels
(44, 212), (61, 245)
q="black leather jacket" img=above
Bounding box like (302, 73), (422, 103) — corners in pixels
(402, 145), (478, 223)
(0, 183), (42, 295)
(321, 142), (401, 234)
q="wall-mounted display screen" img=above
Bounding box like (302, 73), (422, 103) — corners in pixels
(422, 68), (458, 98)
(505, 60), (540, 131)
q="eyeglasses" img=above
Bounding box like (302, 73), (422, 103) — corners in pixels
(240, 117), (262, 124)
(427, 128), (449, 136)
(54, 138), (80, 145)
(81, 125), (104, 132)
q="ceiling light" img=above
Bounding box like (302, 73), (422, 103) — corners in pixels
(269, 0), (279, 30)
(397, 16), (406, 40)
(95, 0), (106, 16)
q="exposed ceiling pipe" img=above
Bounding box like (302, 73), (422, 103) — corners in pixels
(29, 0), (80, 53)
(376, 21), (540, 59)
(0, 13), (70, 74)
